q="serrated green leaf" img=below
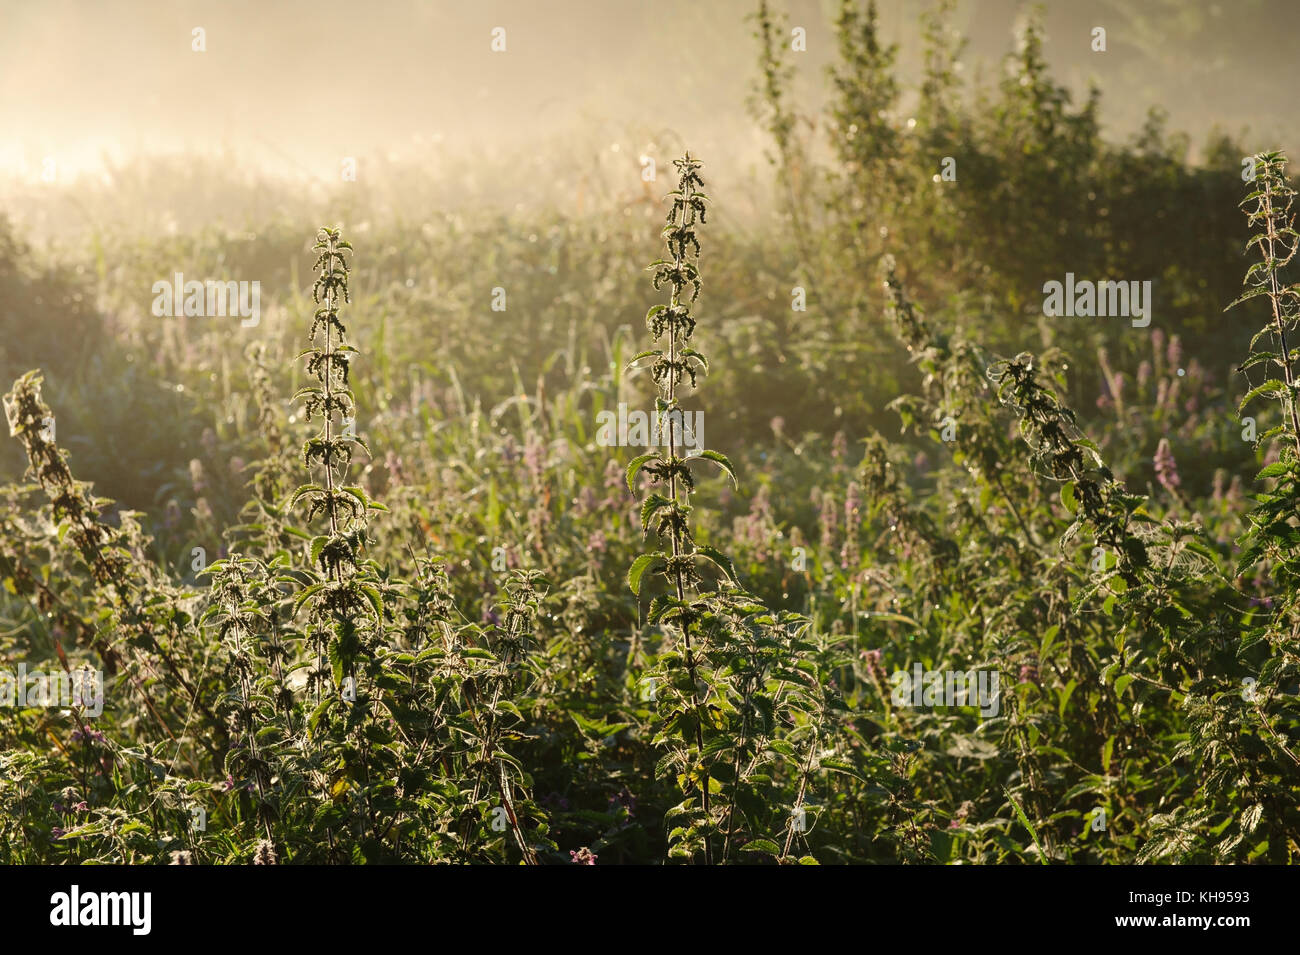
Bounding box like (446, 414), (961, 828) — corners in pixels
(626, 452), (658, 495)
(628, 553), (660, 596)
(695, 449), (737, 488)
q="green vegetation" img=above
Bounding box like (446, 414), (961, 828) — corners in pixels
(0, 3), (1295, 864)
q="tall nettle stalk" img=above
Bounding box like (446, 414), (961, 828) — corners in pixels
(289, 228), (390, 856)
(203, 553), (278, 849)
(4, 371), (219, 750)
(627, 154), (739, 864)
(1228, 152), (1300, 782)
(458, 569), (546, 865)
(292, 228), (386, 700)
(1231, 151), (1300, 457)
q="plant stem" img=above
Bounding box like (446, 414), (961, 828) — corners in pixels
(666, 166), (712, 866)
(1259, 174), (1300, 455)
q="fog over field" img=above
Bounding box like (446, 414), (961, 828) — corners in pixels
(3, 0), (1296, 232)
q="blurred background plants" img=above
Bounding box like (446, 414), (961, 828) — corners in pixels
(0, 1), (1296, 863)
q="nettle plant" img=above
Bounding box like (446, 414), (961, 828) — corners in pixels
(626, 155), (733, 864)
(292, 228), (387, 699)
(3, 371), (217, 749)
(0, 227), (557, 864)
(198, 227), (553, 863)
(857, 251), (1283, 862)
(1225, 151), (1300, 835)
(1, 372), (233, 863)
(626, 156), (851, 864)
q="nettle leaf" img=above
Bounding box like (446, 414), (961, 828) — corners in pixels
(628, 553), (663, 596)
(647, 593), (688, 625)
(290, 483), (325, 508)
(342, 484), (387, 511)
(359, 584), (383, 621)
(1226, 286), (1270, 309)
(328, 637), (345, 686)
(627, 349), (661, 368)
(1238, 379), (1285, 413)
(293, 581), (325, 613)
(625, 452), (659, 495)
(1239, 349), (1282, 371)
(681, 348), (709, 373)
(693, 544), (736, 583)
(1004, 788), (1049, 865)
(640, 493), (674, 530)
(694, 449), (738, 487)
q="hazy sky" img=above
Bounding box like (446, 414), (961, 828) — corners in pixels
(0, 1), (1292, 186)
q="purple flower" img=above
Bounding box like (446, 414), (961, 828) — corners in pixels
(950, 801), (973, 828)
(843, 481), (862, 522)
(528, 502), (550, 536)
(1151, 328), (1166, 363)
(603, 459), (623, 491)
(541, 792), (571, 811)
(1166, 334), (1183, 371)
(736, 485), (773, 557)
(569, 847), (597, 865)
(840, 483), (862, 569)
(608, 787), (637, 816)
(574, 485), (598, 517)
(860, 648), (884, 681)
(1153, 438), (1181, 495)
(817, 489), (837, 556)
(523, 434), (546, 483)
(831, 431), (848, 473)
